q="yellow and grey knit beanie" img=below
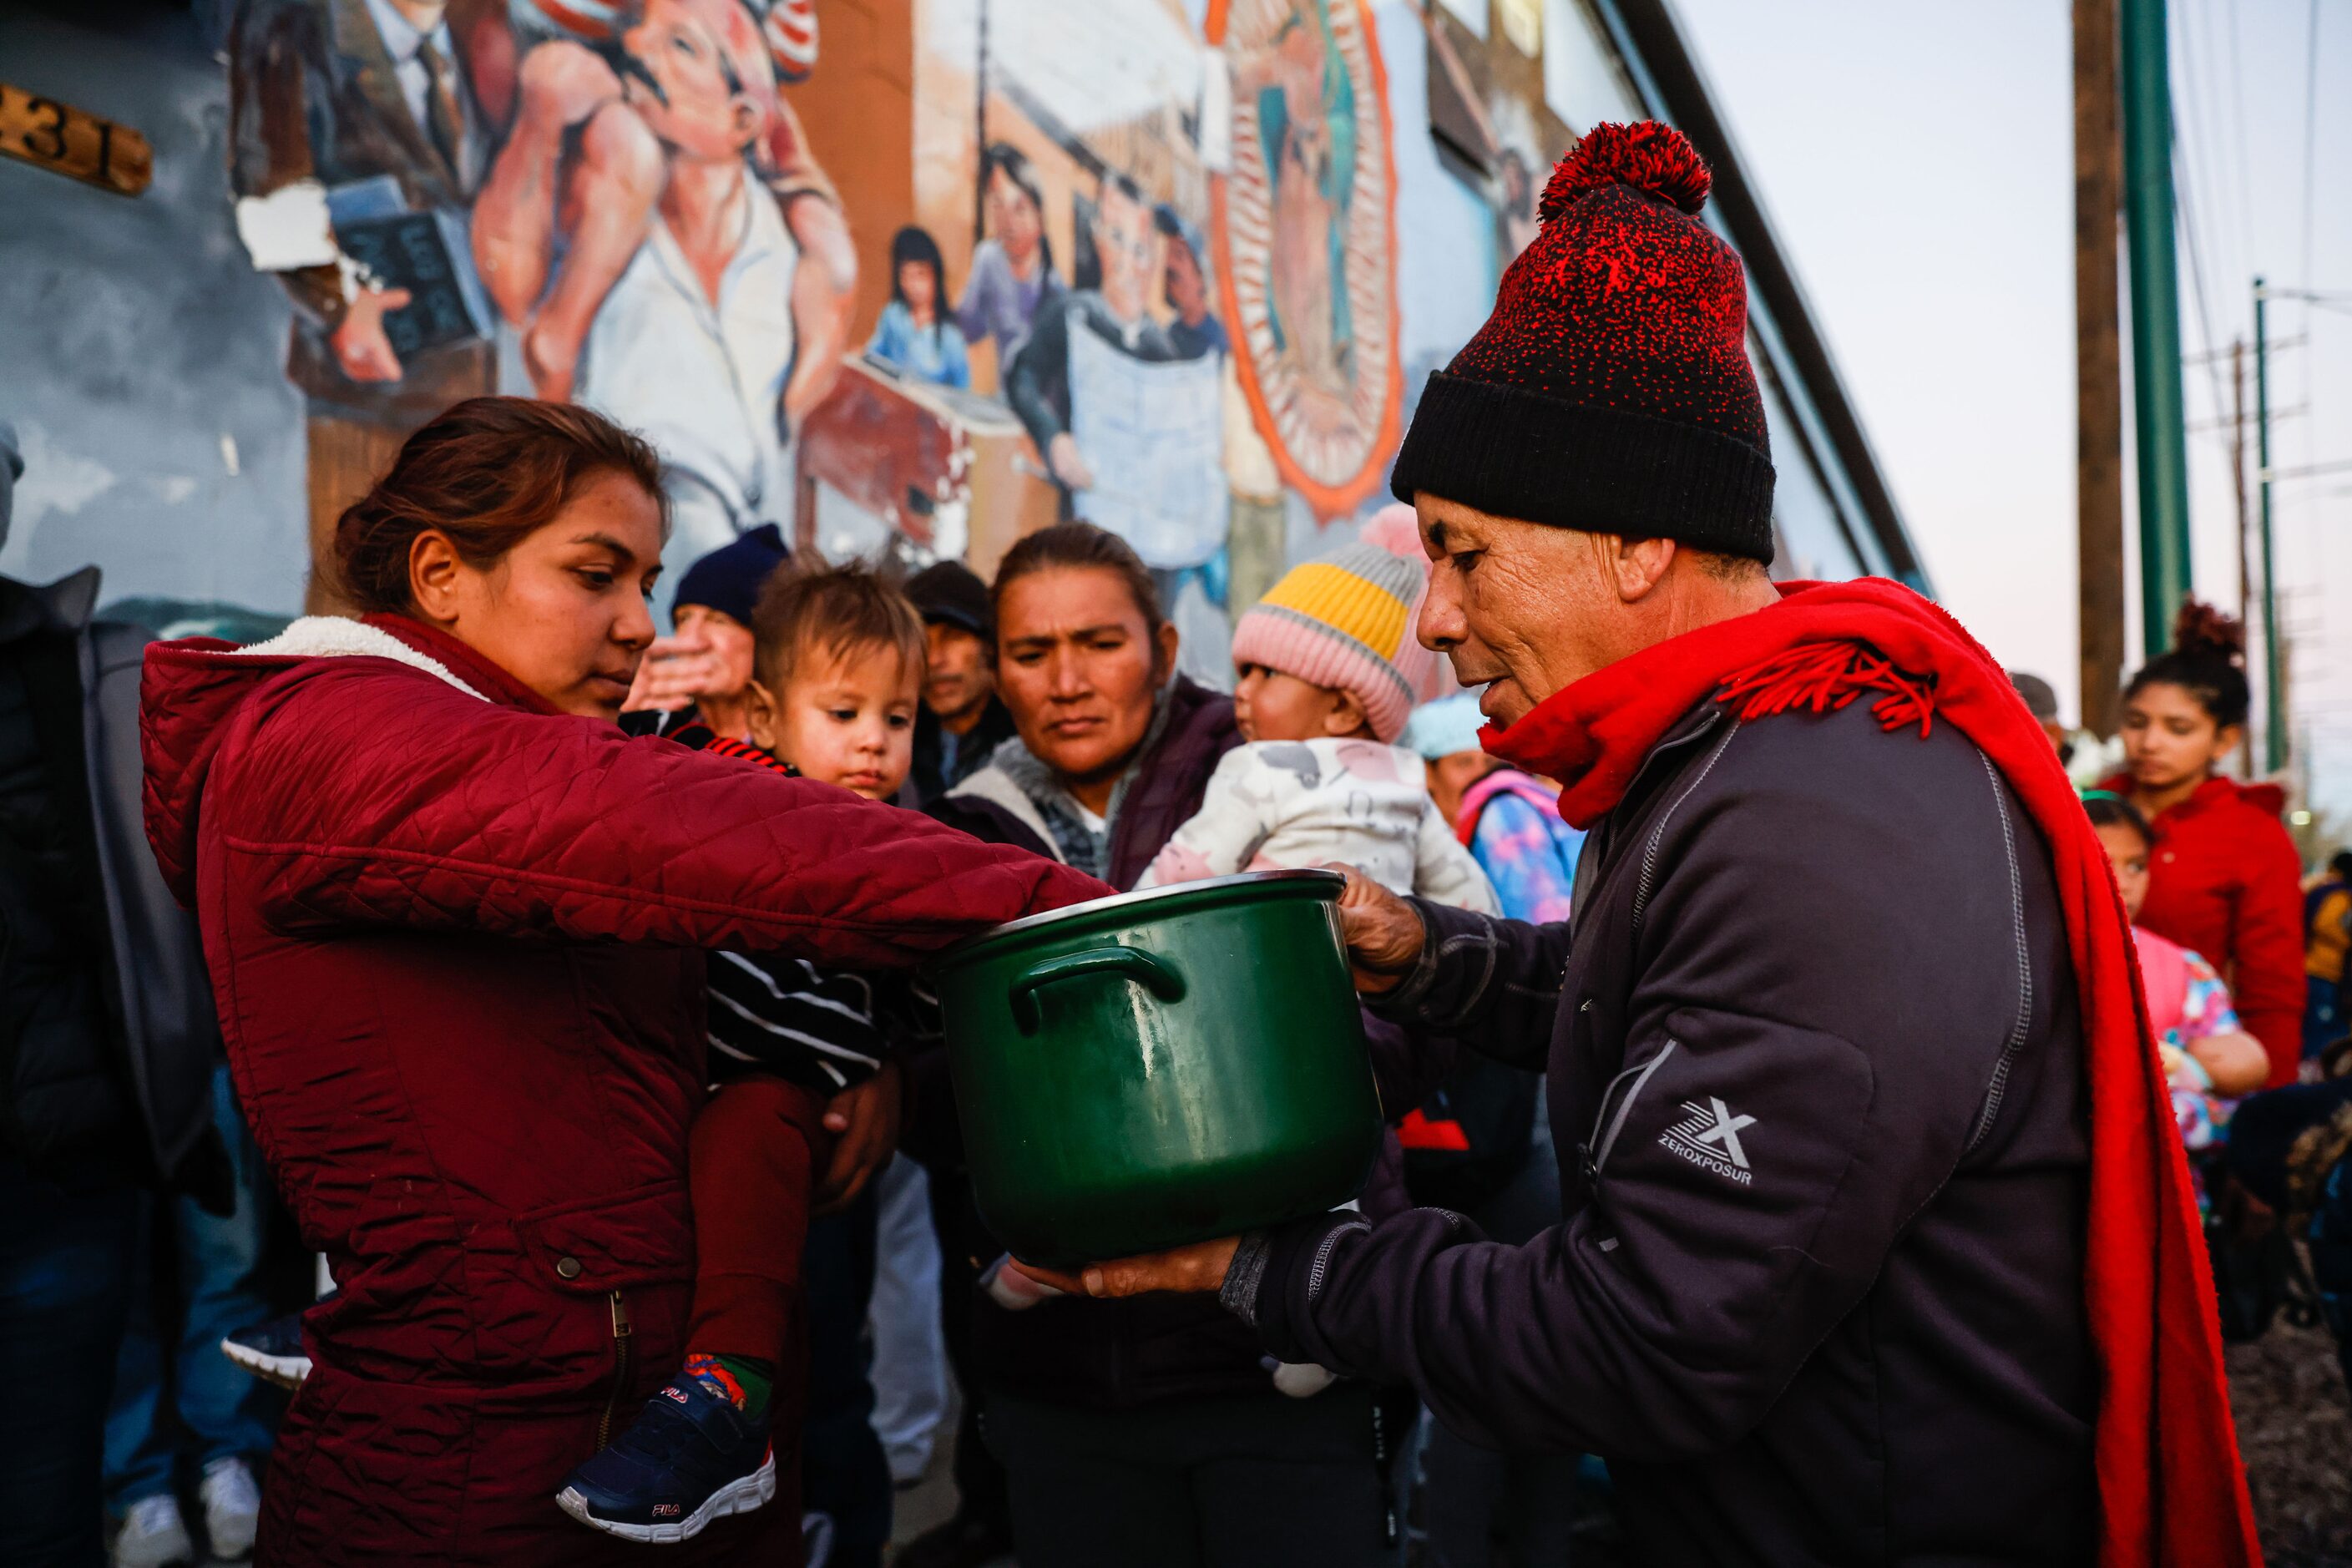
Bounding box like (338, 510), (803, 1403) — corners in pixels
(1230, 516), (1433, 742)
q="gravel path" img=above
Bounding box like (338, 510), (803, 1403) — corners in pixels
(2229, 1315), (2352, 1565)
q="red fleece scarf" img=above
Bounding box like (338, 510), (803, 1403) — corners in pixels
(1485, 578), (2258, 1568)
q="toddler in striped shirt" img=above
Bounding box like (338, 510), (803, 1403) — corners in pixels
(561, 561), (933, 1543)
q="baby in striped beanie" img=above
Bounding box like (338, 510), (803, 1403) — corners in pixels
(1138, 508), (1496, 912)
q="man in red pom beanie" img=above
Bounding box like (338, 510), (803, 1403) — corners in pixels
(1025, 121), (2258, 1568)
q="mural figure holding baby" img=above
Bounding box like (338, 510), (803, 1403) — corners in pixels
(473, 0), (854, 591)
(1004, 171), (1179, 501)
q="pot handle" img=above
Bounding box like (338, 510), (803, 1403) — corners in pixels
(1008, 947), (1187, 1034)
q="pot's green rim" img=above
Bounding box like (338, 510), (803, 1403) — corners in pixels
(937, 867), (1345, 965)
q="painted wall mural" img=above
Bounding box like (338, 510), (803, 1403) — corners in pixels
(0, 0), (1708, 657)
(225, 0), (856, 604)
(1211, 0), (1401, 521)
(217, 0), (1409, 663)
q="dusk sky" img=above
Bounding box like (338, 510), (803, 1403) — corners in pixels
(1672, 0), (2349, 817)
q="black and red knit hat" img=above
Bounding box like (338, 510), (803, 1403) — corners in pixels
(1390, 121), (1775, 562)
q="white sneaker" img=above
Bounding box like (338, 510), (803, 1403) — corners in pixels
(200, 1456), (262, 1560)
(113, 1494), (194, 1568)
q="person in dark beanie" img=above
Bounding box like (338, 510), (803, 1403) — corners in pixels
(1023, 122), (2258, 1567)
(903, 560), (1014, 803)
(622, 524), (792, 741)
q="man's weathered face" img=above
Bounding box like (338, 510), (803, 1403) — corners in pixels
(1096, 186), (1161, 324)
(1414, 496), (1631, 727)
(622, 0), (771, 163)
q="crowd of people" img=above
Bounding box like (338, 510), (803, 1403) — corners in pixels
(0, 392), (1601, 1568)
(5, 116), (2348, 1568)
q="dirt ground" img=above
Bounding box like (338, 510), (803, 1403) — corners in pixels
(2230, 1315), (2352, 1565)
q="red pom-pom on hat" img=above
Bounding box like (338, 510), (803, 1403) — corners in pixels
(1540, 120), (1712, 220)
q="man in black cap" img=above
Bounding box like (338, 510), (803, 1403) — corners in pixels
(905, 560), (1014, 803)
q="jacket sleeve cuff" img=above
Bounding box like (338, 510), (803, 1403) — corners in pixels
(1365, 901), (1446, 1019)
(1366, 900), (1500, 1031)
(1221, 1211), (1368, 1363)
(1219, 1231), (1274, 1328)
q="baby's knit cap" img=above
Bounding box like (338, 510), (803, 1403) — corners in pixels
(1402, 692), (1487, 761)
(1231, 508), (1433, 743)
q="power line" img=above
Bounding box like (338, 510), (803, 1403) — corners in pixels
(2172, 124), (2231, 438)
(2300, 0), (2322, 291)
(2185, 333), (2306, 362)
(2224, 0), (2258, 277)
(2183, 0), (2248, 299)
(2295, 0), (2322, 508)
(2167, 2), (2235, 468)
(2266, 457), (2352, 483)
(2172, 0), (2225, 305)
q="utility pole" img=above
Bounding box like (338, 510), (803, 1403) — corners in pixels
(2254, 277), (2286, 773)
(2231, 337), (2253, 775)
(2076, 0), (2126, 736)
(2121, 0), (2193, 655)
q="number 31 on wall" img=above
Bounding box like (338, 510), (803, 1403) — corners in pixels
(0, 82), (151, 197)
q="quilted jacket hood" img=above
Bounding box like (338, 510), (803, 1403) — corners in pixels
(141, 616), (496, 906)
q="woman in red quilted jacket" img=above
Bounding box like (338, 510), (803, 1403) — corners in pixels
(137, 398), (1100, 1566)
(2102, 601), (2305, 1085)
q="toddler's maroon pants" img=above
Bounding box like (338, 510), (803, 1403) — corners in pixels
(685, 1072), (832, 1508)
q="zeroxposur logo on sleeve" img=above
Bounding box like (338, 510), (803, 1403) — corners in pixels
(1659, 1097), (1756, 1186)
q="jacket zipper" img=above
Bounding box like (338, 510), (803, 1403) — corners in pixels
(595, 1290), (634, 1450)
(1573, 708), (1721, 941)
(1631, 721), (1742, 930)
(1581, 1039), (1677, 1185)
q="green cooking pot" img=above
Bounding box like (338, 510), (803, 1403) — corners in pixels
(929, 868), (1383, 1268)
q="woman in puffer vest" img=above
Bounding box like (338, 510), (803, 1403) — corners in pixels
(137, 398), (1100, 1565)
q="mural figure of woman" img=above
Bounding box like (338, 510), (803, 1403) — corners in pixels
(869, 225), (971, 389)
(954, 143), (1065, 376)
(1257, 0), (1356, 397)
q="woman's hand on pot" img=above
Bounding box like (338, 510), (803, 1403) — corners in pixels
(1327, 863), (1424, 994)
(1003, 1236), (1240, 1300)
(815, 1061), (903, 1215)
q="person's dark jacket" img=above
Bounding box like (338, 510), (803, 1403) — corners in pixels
(909, 693), (1017, 806)
(0, 569), (224, 1203)
(1225, 695), (2098, 1565)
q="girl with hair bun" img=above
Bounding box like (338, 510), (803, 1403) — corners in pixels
(2102, 600), (2306, 1085)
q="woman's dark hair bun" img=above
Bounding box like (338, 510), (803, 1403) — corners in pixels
(2170, 599), (2247, 663)
(2127, 596), (2252, 731)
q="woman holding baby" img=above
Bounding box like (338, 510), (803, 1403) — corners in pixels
(918, 519), (1478, 1568)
